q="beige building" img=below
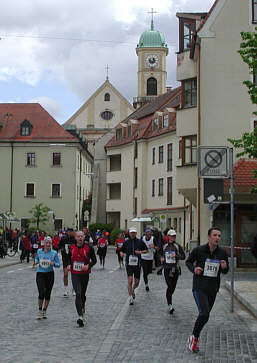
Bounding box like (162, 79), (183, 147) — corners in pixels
(175, 0), (257, 266)
(64, 78), (134, 154)
(105, 89), (191, 244)
(0, 104), (93, 232)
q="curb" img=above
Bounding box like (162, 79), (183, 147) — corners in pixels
(224, 281), (257, 319)
(0, 259), (21, 269)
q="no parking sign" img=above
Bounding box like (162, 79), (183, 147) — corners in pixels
(198, 146), (229, 178)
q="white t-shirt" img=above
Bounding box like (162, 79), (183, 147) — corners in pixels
(141, 236), (154, 261)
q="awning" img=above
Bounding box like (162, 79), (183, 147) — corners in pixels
(0, 213), (20, 222)
(131, 217), (152, 222)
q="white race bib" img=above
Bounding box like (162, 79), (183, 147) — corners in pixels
(117, 243), (123, 248)
(100, 243), (106, 248)
(39, 259), (51, 268)
(33, 244), (38, 249)
(165, 251), (176, 264)
(73, 261), (84, 272)
(65, 244), (69, 254)
(129, 255), (138, 266)
(203, 259), (220, 277)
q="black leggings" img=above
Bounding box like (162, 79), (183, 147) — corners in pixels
(71, 274), (89, 316)
(192, 289), (217, 338)
(141, 259), (152, 284)
(116, 250), (123, 264)
(36, 271), (54, 300)
(163, 269), (179, 305)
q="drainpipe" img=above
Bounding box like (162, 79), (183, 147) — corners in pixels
(79, 149), (82, 229)
(10, 141), (14, 212)
(197, 41), (201, 245)
(183, 197), (186, 249)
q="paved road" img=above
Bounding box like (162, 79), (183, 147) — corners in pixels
(0, 250), (257, 363)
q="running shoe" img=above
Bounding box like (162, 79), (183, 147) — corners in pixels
(42, 310), (47, 319)
(77, 318), (84, 327)
(129, 297), (134, 305)
(145, 285), (150, 292)
(72, 289), (76, 296)
(63, 291), (69, 297)
(37, 310), (43, 320)
(132, 290), (136, 300)
(188, 335), (199, 353)
(168, 305), (175, 314)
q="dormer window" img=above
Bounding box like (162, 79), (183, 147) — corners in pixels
(20, 119), (33, 136)
(116, 128), (122, 141)
(153, 118), (159, 131)
(104, 93), (110, 101)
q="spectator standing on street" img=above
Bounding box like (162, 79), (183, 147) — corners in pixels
(67, 231), (97, 327)
(120, 227), (148, 305)
(34, 236), (60, 319)
(160, 229), (185, 314)
(186, 227), (229, 353)
(20, 233), (31, 263)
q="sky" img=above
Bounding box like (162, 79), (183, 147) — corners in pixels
(0, 0), (215, 124)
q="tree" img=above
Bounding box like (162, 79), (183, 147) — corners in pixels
(29, 203), (51, 229)
(228, 27), (257, 193)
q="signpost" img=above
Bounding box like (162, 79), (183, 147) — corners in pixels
(198, 146), (234, 313)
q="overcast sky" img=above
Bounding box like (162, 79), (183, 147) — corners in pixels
(0, 0), (214, 124)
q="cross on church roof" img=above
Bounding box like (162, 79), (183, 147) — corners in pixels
(148, 8), (157, 30)
(105, 64), (110, 80)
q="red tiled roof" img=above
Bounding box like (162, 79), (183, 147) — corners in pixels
(197, 0), (219, 33)
(224, 158), (257, 193)
(105, 87), (181, 148)
(0, 103), (77, 142)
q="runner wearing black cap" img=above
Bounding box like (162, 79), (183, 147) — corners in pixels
(160, 229), (185, 314)
(120, 227), (148, 305)
(186, 227), (229, 353)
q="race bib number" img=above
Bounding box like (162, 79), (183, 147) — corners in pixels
(165, 251), (176, 264)
(129, 255), (138, 266)
(39, 259), (51, 268)
(33, 244), (38, 249)
(65, 244), (69, 254)
(117, 243), (123, 248)
(73, 261), (84, 272)
(203, 259), (220, 277)
(100, 243), (106, 248)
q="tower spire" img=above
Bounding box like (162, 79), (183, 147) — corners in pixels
(148, 8), (157, 30)
(105, 64), (110, 80)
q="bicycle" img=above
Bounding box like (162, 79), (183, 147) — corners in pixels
(7, 239), (21, 257)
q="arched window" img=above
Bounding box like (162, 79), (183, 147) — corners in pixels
(147, 78), (157, 95)
(104, 93), (110, 101)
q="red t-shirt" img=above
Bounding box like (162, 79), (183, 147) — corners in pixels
(70, 244), (91, 274)
(97, 238), (108, 248)
(115, 238), (124, 251)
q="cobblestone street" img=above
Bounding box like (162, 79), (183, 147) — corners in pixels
(0, 250), (257, 363)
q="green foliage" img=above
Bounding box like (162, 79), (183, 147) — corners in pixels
(29, 203), (51, 229)
(229, 28), (257, 193)
(110, 229), (124, 245)
(88, 223), (113, 238)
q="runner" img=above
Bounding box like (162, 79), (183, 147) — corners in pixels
(34, 236), (60, 319)
(186, 227), (229, 353)
(97, 232), (108, 268)
(160, 229), (185, 314)
(141, 229), (158, 291)
(67, 231), (97, 327)
(120, 227), (148, 305)
(115, 232), (125, 268)
(31, 232), (39, 269)
(59, 227), (76, 297)
(52, 233), (60, 252)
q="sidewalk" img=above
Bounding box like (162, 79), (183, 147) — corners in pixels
(0, 254), (21, 268)
(224, 270), (257, 319)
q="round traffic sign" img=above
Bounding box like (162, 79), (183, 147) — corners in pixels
(204, 150), (223, 168)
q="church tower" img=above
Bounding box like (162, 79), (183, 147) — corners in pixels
(134, 10), (168, 108)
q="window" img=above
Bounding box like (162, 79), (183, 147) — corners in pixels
(152, 147), (155, 164)
(20, 119), (33, 136)
(159, 146), (164, 163)
(163, 114), (169, 128)
(101, 110), (113, 120)
(173, 218), (177, 230)
(147, 77), (157, 95)
(54, 219), (63, 231)
(167, 144), (173, 171)
(109, 183), (121, 199)
(152, 180), (155, 197)
(183, 78), (197, 108)
(128, 125), (131, 138)
(52, 184), (61, 198)
(158, 178), (164, 196)
(53, 153), (61, 166)
(26, 183), (35, 197)
(27, 153), (35, 166)
(116, 128), (122, 141)
(21, 218), (29, 229)
(167, 177), (172, 204)
(253, 0), (257, 23)
(110, 154), (121, 171)
(182, 135), (197, 165)
(153, 118), (159, 131)
(179, 18), (196, 52)
(134, 168), (138, 188)
(104, 93), (110, 101)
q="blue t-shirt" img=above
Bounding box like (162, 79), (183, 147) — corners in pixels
(35, 248), (60, 273)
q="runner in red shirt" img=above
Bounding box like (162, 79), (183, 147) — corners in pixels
(97, 233), (108, 268)
(115, 233), (125, 268)
(52, 234), (60, 251)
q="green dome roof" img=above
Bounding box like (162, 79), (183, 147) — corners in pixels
(137, 21), (167, 49)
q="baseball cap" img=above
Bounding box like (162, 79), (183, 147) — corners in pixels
(44, 236), (52, 243)
(167, 229), (176, 236)
(145, 229), (152, 233)
(129, 227), (137, 233)
(67, 227), (73, 231)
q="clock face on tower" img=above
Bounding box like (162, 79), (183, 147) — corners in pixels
(145, 54), (159, 68)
